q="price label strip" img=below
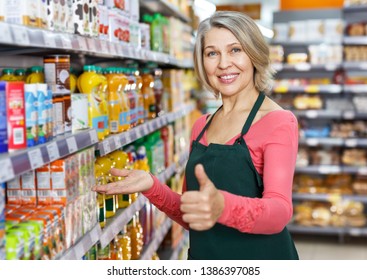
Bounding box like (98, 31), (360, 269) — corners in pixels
(89, 130), (98, 144)
(0, 23), (13, 44)
(114, 136), (122, 149)
(66, 137), (78, 154)
(28, 149), (44, 169)
(43, 32), (56, 48)
(47, 142), (60, 162)
(77, 36), (88, 51)
(60, 35), (73, 49)
(12, 25), (30, 45)
(102, 140), (111, 155)
(0, 158), (15, 183)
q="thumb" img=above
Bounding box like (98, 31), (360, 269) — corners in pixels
(110, 168), (132, 177)
(195, 164), (212, 191)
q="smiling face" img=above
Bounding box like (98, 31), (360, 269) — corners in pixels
(203, 27), (255, 98)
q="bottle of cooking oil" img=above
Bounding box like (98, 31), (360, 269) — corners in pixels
(127, 214), (144, 260)
(94, 163), (106, 228)
(141, 67), (156, 119)
(116, 225), (132, 260)
(116, 67), (131, 132)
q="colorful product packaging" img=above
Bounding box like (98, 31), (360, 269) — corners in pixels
(3, 0), (39, 28)
(37, 83), (51, 143)
(0, 183), (5, 256)
(0, 82), (8, 153)
(6, 82), (26, 152)
(6, 177), (22, 205)
(20, 170), (37, 206)
(72, 0), (89, 36)
(24, 84), (39, 147)
(71, 93), (88, 132)
(36, 164), (52, 206)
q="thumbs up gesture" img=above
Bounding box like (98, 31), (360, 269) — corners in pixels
(180, 164), (225, 231)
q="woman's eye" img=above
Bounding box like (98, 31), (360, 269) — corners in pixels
(206, 51), (217, 57)
(231, 48), (241, 53)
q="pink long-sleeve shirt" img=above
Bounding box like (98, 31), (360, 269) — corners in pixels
(142, 110), (298, 234)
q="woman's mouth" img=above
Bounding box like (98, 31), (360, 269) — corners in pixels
(218, 73), (239, 84)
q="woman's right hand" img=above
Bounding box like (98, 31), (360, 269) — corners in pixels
(92, 168), (154, 195)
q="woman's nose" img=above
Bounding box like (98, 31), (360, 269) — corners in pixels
(218, 53), (232, 69)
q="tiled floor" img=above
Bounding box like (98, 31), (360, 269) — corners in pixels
(293, 234), (367, 260)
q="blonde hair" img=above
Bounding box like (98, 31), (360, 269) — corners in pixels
(194, 11), (275, 98)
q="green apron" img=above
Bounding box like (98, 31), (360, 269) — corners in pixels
(185, 92), (299, 260)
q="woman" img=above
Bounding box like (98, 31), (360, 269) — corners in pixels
(93, 11), (299, 260)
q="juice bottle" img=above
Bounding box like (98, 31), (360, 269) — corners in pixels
(127, 214), (144, 260)
(116, 225), (131, 260)
(94, 164), (106, 228)
(132, 67), (145, 125)
(116, 67), (130, 132)
(69, 68), (78, 93)
(125, 67), (138, 128)
(77, 65), (105, 140)
(151, 13), (163, 52)
(95, 156), (116, 218)
(0, 68), (17, 81)
(25, 66), (45, 84)
(109, 150), (131, 209)
(14, 69), (26, 81)
(96, 66), (109, 138)
(153, 67), (164, 117)
(105, 67), (121, 134)
(141, 67), (156, 119)
(136, 146), (150, 172)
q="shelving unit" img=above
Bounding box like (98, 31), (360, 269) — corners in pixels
(0, 0), (194, 260)
(271, 8), (367, 240)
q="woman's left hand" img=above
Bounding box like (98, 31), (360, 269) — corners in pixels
(180, 164), (225, 231)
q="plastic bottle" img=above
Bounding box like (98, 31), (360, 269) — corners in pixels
(151, 13), (163, 52)
(69, 68), (78, 93)
(125, 67), (138, 128)
(116, 67), (131, 132)
(77, 65), (105, 140)
(131, 66), (145, 125)
(0, 68), (17, 81)
(25, 66), (45, 84)
(96, 66), (109, 137)
(116, 225), (132, 260)
(127, 214), (144, 260)
(14, 69), (26, 81)
(94, 163), (106, 228)
(153, 67), (164, 117)
(141, 67), (156, 119)
(105, 67), (121, 134)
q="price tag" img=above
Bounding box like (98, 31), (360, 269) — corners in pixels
(306, 138), (319, 146)
(349, 228), (362, 236)
(113, 136), (122, 149)
(142, 124), (149, 135)
(89, 130), (98, 144)
(295, 63), (311, 71)
(0, 23), (13, 44)
(28, 149), (44, 169)
(136, 128), (142, 139)
(343, 111), (355, 119)
(318, 165), (341, 174)
(61, 36), (73, 49)
(130, 130), (137, 141)
(305, 110), (318, 118)
(77, 36), (88, 51)
(102, 140), (111, 155)
(87, 38), (97, 52)
(0, 158), (15, 182)
(125, 133), (132, 144)
(100, 40), (109, 54)
(358, 167), (367, 175)
(47, 142), (60, 162)
(12, 25), (30, 45)
(43, 33), (56, 48)
(66, 137), (78, 154)
(345, 139), (358, 147)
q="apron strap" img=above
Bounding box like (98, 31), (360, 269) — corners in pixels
(195, 105), (223, 142)
(235, 92), (265, 143)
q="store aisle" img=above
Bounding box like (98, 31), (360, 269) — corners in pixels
(293, 235), (367, 260)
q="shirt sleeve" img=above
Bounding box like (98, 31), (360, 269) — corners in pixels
(217, 112), (298, 234)
(141, 114), (209, 230)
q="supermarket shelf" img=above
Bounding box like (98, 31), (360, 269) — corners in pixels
(273, 84), (342, 94)
(293, 110), (367, 120)
(271, 39), (342, 46)
(139, 0), (191, 23)
(57, 223), (102, 260)
(296, 165), (367, 175)
(299, 138), (367, 147)
(288, 224), (367, 237)
(343, 84), (367, 94)
(343, 36), (367, 45)
(0, 129), (98, 184)
(343, 62), (367, 70)
(343, 4), (367, 12)
(97, 103), (195, 156)
(169, 231), (189, 260)
(140, 218), (172, 260)
(0, 22), (193, 68)
(272, 62), (341, 72)
(293, 193), (367, 203)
